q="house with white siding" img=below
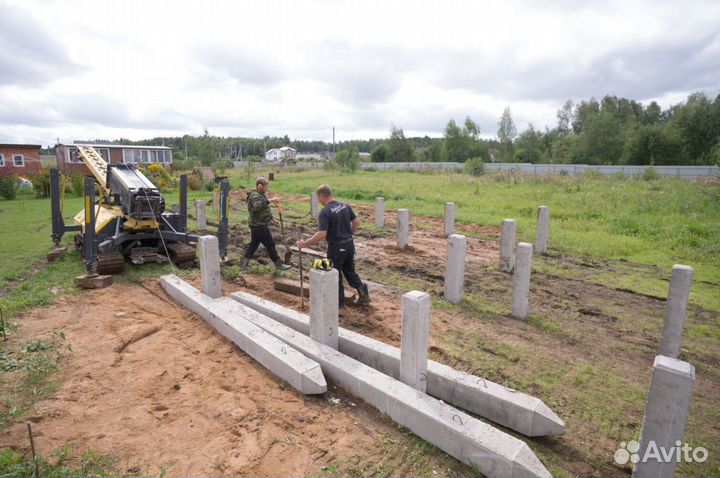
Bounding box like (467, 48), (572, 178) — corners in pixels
(265, 146), (297, 162)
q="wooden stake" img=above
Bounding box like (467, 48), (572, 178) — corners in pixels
(0, 307), (6, 341)
(27, 422), (39, 478)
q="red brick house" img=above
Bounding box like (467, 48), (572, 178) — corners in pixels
(0, 144), (42, 176)
(56, 143), (174, 175)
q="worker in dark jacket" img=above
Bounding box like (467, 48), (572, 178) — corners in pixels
(241, 177), (291, 271)
(297, 184), (370, 307)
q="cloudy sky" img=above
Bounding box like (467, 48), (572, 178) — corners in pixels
(1, 0), (718, 146)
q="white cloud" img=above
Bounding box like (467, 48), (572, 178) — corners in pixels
(0, 0), (718, 146)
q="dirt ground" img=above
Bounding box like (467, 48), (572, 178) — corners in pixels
(2, 193), (718, 477)
(0, 278), (469, 476)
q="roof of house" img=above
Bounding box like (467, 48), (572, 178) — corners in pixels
(279, 146), (296, 151)
(0, 144), (42, 149)
(64, 143), (172, 150)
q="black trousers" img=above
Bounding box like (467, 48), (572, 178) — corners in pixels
(244, 225), (280, 263)
(327, 240), (363, 305)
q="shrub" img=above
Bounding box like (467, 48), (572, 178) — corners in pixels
(143, 164), (175, 190)
(203, 180), (215, 191)
(336, 149), (359, 172)
(69, 172), (85, 196)
(187, 174), (202, 190)
(212, 159), (233, 176)
(464, 157), (485, 176)
(243, 160), (257, 182)
(173, 158), (199, 171)
(30, 170), (51, 197)
(642, 165), (660, 181)
(0, 175), (17, 200)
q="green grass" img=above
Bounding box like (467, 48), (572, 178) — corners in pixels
(249, 169), (719, 311)
(319, 429), (478, 477)
(1, 169), (718, 477)
(0, 330), (70, 430)
(0, 445), (122, 477)
(0, 192), (84, 289)
(0, 253), (84, 321)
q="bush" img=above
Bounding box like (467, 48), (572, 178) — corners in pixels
(212, 159), (233, 176)
(144, 164), (176, 191)
(203, 180), (215, 191)
(69, 172), (85, 196)
(642, 165), (660, 181)
(0, 175), (17, 200)
(30, 170), (51, 197)
(336, 149), (359, 172)
(371, 143), (389, 162)
(187, 174), (202, 190)
(464, 157), (485, 176)
(243, 160), (257, 182)
(173, 158), (199, 171)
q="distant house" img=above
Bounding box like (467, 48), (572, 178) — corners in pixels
(56, 142), (173, 176)
(265, 146), (297, 163)
(0, 143), (42, 176)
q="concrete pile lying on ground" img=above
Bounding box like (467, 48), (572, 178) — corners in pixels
(231, 290), (565, 437)
(160, 275), (553, 478)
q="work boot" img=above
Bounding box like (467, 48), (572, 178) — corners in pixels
(240, 257), (250, 271)
(275, 260), (291, 271)
(351, 283), (371, 306)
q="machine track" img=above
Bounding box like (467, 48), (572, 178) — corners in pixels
(98, 251), (125, 275)
(166, 242), (196, 267)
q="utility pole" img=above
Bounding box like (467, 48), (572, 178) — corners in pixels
(332, 127), (336, 155)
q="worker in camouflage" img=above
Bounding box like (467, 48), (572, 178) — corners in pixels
(241, 177), (291, 271)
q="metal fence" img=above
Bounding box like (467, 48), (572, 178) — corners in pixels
(357, 162), (718, 179)
(230, 160), (718, 179)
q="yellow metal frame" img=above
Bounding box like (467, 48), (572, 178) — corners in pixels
(74, 204), (123, 234)
(69, 145), (160, 235)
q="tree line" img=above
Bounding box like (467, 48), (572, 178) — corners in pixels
(368, 91), (719, 165)
(75, 90), (718, 166)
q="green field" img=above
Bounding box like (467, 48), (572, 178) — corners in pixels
(1, 169), (719, 476)
(261, 169), (720, 311)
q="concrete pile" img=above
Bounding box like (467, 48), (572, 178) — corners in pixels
(158, 235), (557, 478)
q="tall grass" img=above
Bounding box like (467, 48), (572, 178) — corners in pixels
(268, 169), (720, 285)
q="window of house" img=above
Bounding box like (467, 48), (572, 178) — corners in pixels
(157, 150), (172, 163)
(123, 149), (134, 163)
(13, 155), (24, 167)
(96, 148), (110, 163)
(0, 154), (4, 166)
